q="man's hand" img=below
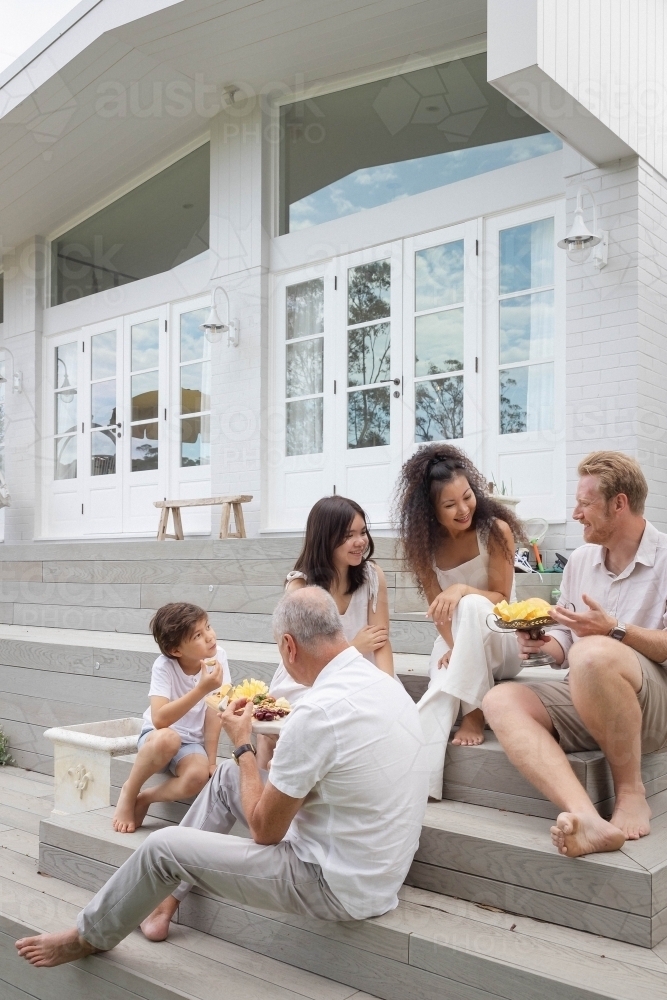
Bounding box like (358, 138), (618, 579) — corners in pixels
(197, 658), (224, 695)
(352, 624), (388, 654)
(516, 630), (550, 658)
(219, 697), (254, 747)
(549, 595), (617, 637)
(428, 584), (469, 626)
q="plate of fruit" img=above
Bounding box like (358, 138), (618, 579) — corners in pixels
(224, 678), (292, 735)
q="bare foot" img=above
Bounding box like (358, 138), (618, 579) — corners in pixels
(611, 791), (652, 840)
(451, 709), (485, 746)
(15, 928), (98, 967)
(550, 812), (625, 857)
(140, 896), (179, 942)
(113, 783), (138, 833)
(133, 792), (152, 831)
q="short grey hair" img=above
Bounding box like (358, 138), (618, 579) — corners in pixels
(272, 587), (344, 648)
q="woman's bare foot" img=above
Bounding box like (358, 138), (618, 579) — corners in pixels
(140, 896), (179, 942)
(550, 812), (625, 857)
(451, 709), (485, 746)
(610, 791), (652, 840)
(15, 928), (98, 967)
(113, 783), (139, 833)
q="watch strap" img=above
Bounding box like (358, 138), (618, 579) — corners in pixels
(232, 743), (256, 764)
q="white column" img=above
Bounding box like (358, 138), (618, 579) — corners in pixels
(564, 155), (667, 546)
(1, 237), (47, 541)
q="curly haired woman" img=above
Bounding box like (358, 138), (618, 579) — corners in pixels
(395, 444), (525, 798)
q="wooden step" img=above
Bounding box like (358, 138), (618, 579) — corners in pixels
(36, 807), (667, 997)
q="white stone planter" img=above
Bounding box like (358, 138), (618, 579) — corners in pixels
(492, 495), (521, 512)
(44, 718), (143, 815)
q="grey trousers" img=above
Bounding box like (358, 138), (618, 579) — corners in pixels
(77, 760), (351, 951)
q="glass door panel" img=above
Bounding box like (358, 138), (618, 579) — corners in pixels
(82, 324), (123, 534)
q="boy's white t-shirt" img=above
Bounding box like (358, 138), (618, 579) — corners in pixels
(141, 644), (231, 744)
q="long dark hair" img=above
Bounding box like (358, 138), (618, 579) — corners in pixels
(293, 496), (375, 595)
(394, 444), (525, 592)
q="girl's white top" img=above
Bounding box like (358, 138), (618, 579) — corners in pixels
(269, 562), (379, 704)
(434, 530), (516, 601)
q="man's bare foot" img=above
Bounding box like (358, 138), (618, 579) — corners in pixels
(15, 928), (98, 967)
(550, 812), (625, 857)
(611, 791), (652, 840)
(113, 783), (139, 833)
(140, 896), (179, 942)
(452, 709), (485, 746)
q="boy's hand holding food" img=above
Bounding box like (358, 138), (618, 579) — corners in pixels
(197, 657), (224, 695)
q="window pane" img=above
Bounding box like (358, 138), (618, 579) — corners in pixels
(348, 386), (390, 448)
(499, 218), (554, 294)
(286, 398), (323, 456)
(131, 319), (159, 371)
(181, 361), (211, 414)
(56, 342), (77, 388)
(286, 279), (324, 340)
(415, 241), (464, 311)
(132, 421), (159, 471)
(348, 261), (390, 325)
(499, 290), (554, 364)
(348, 323), (390, 387)
(55, 435), (77, 480)
(499, 363), (553, 434)
(131, 370), (159, 422)
(52, 143), (210, 305)
(181, 307), (209, 362)
(56, 390), (78, 435)
(91, 331), (116, 380)
(286, 338), (323, 397)
(415, 308), (463, 376)
(91, 429), (116, 475)
(415, 376), (463, 442)
(181, 414), (211, 467)
(91, 379), (116, 428)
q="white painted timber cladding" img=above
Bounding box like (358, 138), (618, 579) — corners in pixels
(539, 0), (667, 176)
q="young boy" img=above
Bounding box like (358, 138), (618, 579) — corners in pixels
(112, 603), (231, 834)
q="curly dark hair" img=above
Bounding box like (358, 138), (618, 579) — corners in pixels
(393, 444), (525, 593)
(292, 495), (374, 595)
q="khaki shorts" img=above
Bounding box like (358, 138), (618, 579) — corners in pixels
(525, 650), (667, 755)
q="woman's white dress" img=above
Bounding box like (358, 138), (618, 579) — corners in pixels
(269, 563), (380, 705)
(418, 532), (522, 799)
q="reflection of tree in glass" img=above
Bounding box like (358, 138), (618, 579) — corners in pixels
(499, 372), (526, 434)
(348, 387), (390, 449)
(286, 340), (323, 397)
(287, 279), (324, 339)
(348, 261), (390, 325)
(415, 372), (463, 442)
(348, 324), (390, 387)
(133, 442), (159, 471)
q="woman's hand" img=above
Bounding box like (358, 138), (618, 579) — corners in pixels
(352, 624), (388, 654)
(437, 649), (452, 670)
(427, 585), (469, 627)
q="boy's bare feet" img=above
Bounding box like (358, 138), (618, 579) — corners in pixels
(550, 812), (625, 857)
(610, 791), (651, 840)
(140, 896), (179, 942)
(133, 792), (152, 830)
(15, 928), (98, 967)
(451, 709), (485, 746)
(113, 783), (139, 833)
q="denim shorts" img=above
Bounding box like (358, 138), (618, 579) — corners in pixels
(137, 727), (208, 776)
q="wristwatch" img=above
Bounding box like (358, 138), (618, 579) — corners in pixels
(608, 620), (628, 641)
(232, 743), (257, 765)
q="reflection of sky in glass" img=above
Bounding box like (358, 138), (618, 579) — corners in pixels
(348, 262), (390, 325)
(416, 242), (463, 311)
(181, 361), (211, 414)
(131, 320), (159, 372)
(286, 398), (323, 456)
(91, 379), (116, 427)
(286, 339), (323, 397)
(181, 414), (211, 466)
(287, 279), (324, 340)
(56, 342), (77, 388)
(415, 375), (463, 442)
(180, 308), (209, 363)
(56, 391), (78, 435)
(91, 331), (116, 380)
(500, 218), (554, 293)
(499, 362), (553, 434)
(91, 430), (116, 477)
(132, 422), (159, 471)
(347, 386), (390, 448)
(415, 309), (463, 376)
(290, 134), (562, 230)
(348, 323), (390, 387)
(131, 370), (159, 421)
(55, 435), (77, 480)
(499, 291), (554, 364)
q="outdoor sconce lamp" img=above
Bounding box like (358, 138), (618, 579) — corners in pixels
(557, 185), (608, 268)
(201, 286), (240, 347)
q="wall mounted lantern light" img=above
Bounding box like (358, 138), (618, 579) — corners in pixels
(557, 185), (608, 268)
(201, 286), (240, 347)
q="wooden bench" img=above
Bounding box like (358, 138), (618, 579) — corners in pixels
(154, 495), (253, 540)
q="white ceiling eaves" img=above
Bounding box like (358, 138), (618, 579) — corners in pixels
(0, 0), (185, 120)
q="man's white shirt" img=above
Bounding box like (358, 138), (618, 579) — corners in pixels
(269, 646), (429, 919)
